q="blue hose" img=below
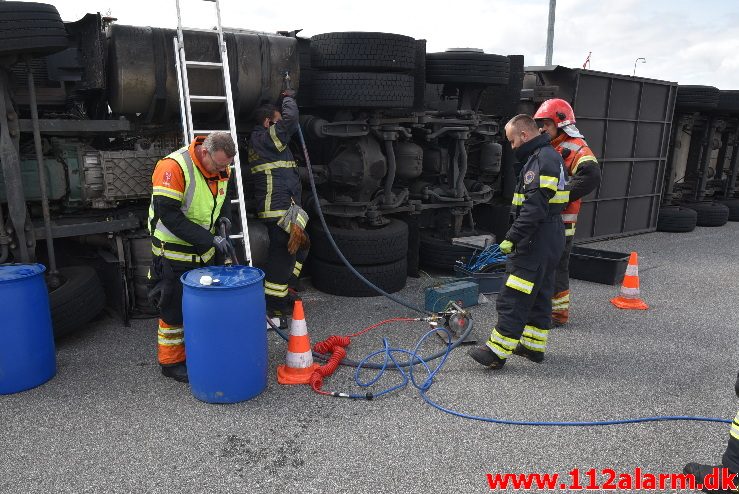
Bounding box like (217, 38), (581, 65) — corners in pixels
(350, 328), (732, 427)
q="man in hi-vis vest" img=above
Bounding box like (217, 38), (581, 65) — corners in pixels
(147, 132), (235, 383)
(534, 99), (601, 327)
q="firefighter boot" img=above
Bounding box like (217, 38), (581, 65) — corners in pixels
(513, 344), (544, 363)
(468, 345), (506, 369)
(683, 463), (737, 493)
(161, 362), (189, 383)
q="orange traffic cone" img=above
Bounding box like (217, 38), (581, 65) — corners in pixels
(611, 251), (649, 310)
(277, 300), (320, 385)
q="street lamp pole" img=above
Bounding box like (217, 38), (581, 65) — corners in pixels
(633, 57), (646, 77)
(545, 0), (556, 65)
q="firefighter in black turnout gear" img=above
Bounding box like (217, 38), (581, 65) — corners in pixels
(683, 371), (739, 494)
(248, 90), (309, 325)
(469, 115), (568, 369)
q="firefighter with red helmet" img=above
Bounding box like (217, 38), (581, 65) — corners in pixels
(534, 98), (602, 326)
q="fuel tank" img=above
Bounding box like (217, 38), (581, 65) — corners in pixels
(107, 25), (300, 123)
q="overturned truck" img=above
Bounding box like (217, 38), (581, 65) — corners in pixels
(0, 2), (679, 337)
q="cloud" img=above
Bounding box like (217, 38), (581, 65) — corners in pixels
(47, 0), (739, 88)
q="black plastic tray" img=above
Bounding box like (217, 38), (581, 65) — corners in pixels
(569, 246), (629, 285)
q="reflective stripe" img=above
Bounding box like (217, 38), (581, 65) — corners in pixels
(152, 186), (184, 201)
(265, 280), (288, 298)
(521, 325), (548, 352)
(560, 141), (582, 152)
(257, 210), (287, 219)
(265, 281), (288, 290)
(158, 337), (184, 346)
(158, 327), (183, 335)
(250, 160), (296, 174)
(265, 287), (288, 297)
(523, 325), (549, 340)
(731, 413), (739, 440)
(572, 154), (598, 174)
(539, 175), (559, 192)
(625, 264), (638, 277)
(561, 213), (579, 222)
(486, 328), (517, 359)
(265, 170), (273, 213)
(619, 286), (640, 297)
(295, 212), (308, 229)
(152, 243), (215, 264)
(269, 125), (287, 152)
(550, 190), (570, 204)
(565, 224), (577, 236)
(293, 261), (303, 277)
(512, 193), (525, 206)
(552, 292), (570, 310)
(506, 274), (534, 294)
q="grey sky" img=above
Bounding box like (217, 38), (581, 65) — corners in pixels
(47, 0), (738, 88)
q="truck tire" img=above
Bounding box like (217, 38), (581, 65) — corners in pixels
(675, 85), (720, 112)
(479, 54), (524, 116)
(717, 199), (739, 221)
(683, 201), (730, 227)
(656, 206), (697, 232)
(310, 32), (417, 71)
(49, 266), (106, 339)
(718, 91), (739, 115)
(0, 2), (68, 57)
(310, 257), (407, 297)
(419, 233), (476, 271)
(311, 72), (415, 108)
(426, 52), (509, 85)
(309, 219), (408, 265)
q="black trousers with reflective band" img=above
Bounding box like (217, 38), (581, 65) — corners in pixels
(496, 219), (564, 342)
(722, 411), (739, 474)
(264, 221), (308, 314)
(554, 233), (575, 294)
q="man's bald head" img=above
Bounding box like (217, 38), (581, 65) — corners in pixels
(505, 114), (541, 149)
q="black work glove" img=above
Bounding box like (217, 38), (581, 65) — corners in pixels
(147, 279), (172, 310)
(217, 217), (232, 233)
(212, 235), (231, 256)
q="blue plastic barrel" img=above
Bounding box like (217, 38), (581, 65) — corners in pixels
(181, 266), (267, 403)
(0, 264), (56, 394)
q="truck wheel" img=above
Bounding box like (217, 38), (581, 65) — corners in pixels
(656, 206), (697, 232)
(310, 32), (417, 71)
(311, 72), (414, 108)
(675, 86), (720, 112)
(310, 257), (407, 297)
(309, 219), (408, 265)
(49, 266), (106, 339)
(683, 202), (730, 227)
(717, 199), (739, 221)
(419, 233), (476, 271)
(0, 2), (68, 57)
(426, 51), (509, 85)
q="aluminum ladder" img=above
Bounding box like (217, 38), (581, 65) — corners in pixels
(173, 0), (252, 265)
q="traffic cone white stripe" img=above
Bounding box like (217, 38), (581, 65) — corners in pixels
(288, 318), (307, 336)
(625, 264), (639, 276)
(286, 350), (314, 368)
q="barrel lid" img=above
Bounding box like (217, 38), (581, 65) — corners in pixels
(181, 266), (264, 290)
(0, 263), (46, 283)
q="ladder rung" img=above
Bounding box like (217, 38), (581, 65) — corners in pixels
(193, 130), (226, 135)
(230, 199), (242, 204)
(229, 233), (244, 240)
(185, 61), (223, 69)
(180, 27), (217, 34)
(189, 95), (227, 102)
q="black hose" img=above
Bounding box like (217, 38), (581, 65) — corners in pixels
(296, 125), (428, 315)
